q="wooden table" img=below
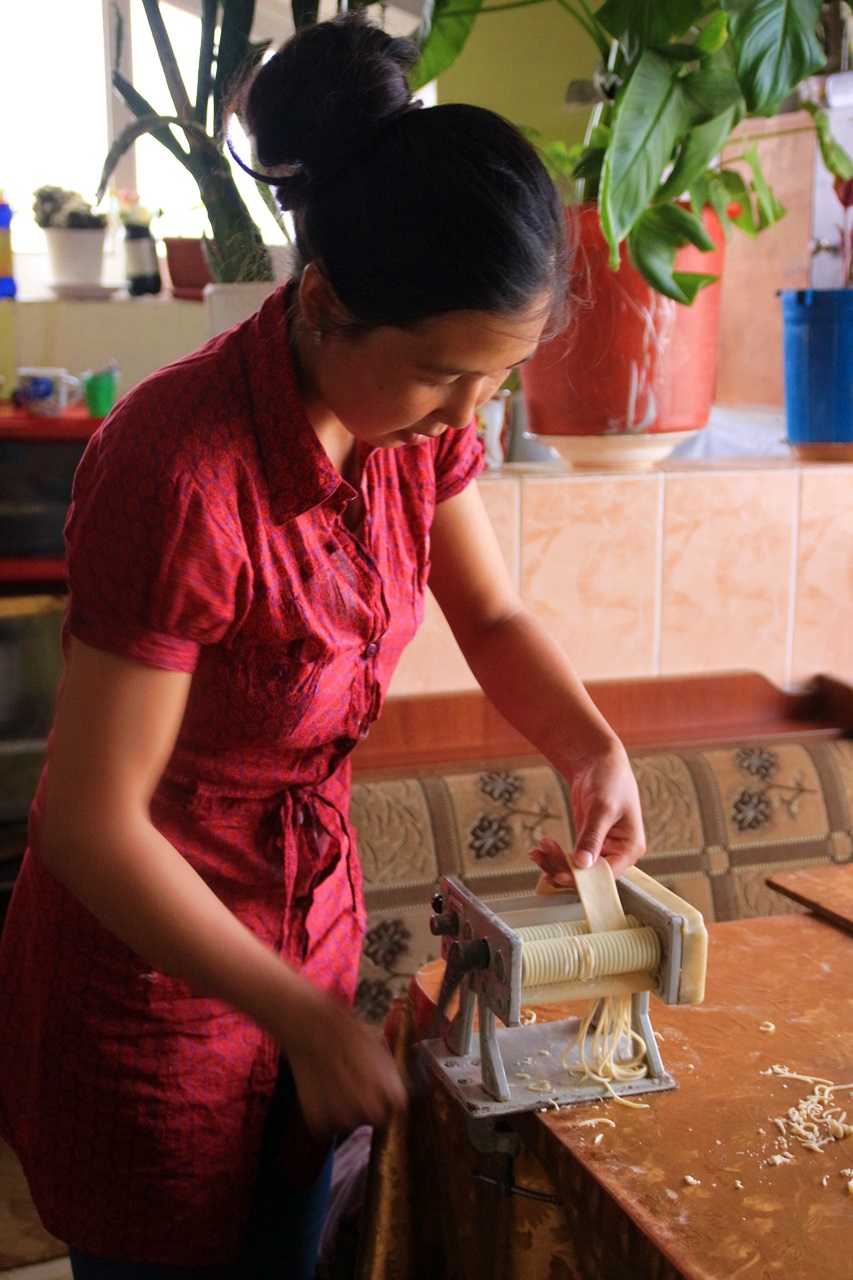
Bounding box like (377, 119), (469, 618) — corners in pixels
(767, 862), (853, 934)
(379, 913), (853, 1280)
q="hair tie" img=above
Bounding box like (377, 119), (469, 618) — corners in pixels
(225, 99), (425, 188)
(224, 115), (305, 185)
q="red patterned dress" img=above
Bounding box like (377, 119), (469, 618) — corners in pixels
(0, 287), (484, 1265)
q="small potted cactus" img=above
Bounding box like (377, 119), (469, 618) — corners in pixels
(33, 185), (109, 292)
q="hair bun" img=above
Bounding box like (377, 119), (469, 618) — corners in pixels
(236, 13), (417, 208)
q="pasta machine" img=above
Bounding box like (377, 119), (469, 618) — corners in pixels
(418, 867), (708, 1119)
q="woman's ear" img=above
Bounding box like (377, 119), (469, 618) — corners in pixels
(298, 262), (351, 338)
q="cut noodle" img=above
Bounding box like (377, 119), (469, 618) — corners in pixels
(565, 994), (651, 1108)
(765, 1065), (853, 1156)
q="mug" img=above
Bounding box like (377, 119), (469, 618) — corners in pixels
(17, 367), (81, 416)
(82, 366), (120, 417)
(475, 389), (511, 469)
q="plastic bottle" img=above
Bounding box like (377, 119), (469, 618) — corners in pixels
(124, 224), (161, 296)
(0, 193), (16, 299)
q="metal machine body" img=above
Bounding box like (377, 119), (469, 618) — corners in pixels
(419, 867), (708, 1119)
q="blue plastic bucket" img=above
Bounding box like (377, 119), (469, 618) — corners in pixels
(781, 289), (853, 445)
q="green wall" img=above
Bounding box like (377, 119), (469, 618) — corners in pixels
(436, 3), (599, 149)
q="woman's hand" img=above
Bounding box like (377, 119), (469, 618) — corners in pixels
(280, 984), (408, 1137)
(530, 741), (645, 888)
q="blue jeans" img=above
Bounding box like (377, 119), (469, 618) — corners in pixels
(69, 1062), (334, 1280)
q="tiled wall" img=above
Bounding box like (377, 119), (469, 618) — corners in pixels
(389, 457), (853, 697)
(5, 300), (850, 698)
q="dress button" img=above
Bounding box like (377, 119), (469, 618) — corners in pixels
(365, 642), (378, 657)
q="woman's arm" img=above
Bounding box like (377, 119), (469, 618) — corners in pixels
(38, 638), (406, 1134)
(428, 483), (645, 879)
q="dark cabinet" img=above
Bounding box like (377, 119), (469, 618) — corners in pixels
(0, 407), (100, 929)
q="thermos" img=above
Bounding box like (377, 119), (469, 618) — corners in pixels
(0, 192), (16, 298)
(124, 223), (161, 296)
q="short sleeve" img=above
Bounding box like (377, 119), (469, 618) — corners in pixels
(432, 420), (486, 505)
(65, 423), (252, 673)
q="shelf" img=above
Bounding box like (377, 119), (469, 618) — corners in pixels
(0, 557), (67, 592)
(0, 404), (102, 441)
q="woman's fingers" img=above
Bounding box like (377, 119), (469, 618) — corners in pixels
(528, 836), (576, 887)
(286, 996), (408, 1138)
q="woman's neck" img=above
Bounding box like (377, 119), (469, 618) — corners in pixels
(289, 315), (356, 478)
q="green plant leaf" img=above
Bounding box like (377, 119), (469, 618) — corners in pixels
(599, 49), (693, 259)
(705, 173), (735, 234)
(96, 113), (199, 202)
(214, 1), (262, 134)
(572, 146), (605, 185)
(693, 9), (728, 54)
(718, 167), (759, 233)
(596, 0), (704, 59)
(742, 143), (785, 227)
(110, 70), (191, 164)
(141, 0), (194, 122)
(801, 101), (853, 181)
(627, 204), (718, 301)
(648, 41), (706, 62)
(195, 0), (217, 125)
(687, 173), (710, 215)
(409, 0), (486, 92)
(587, 122), (611, 150)
(671, 269), (719, 302)
(656, 105), (737, 200)
(679, 65), (743, 123)
(662, 199), (717, 250)
(538, 139), (579, 177)
(723, 0), (826, 116)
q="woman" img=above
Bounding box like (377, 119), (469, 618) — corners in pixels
(0, 13), (645, 1278)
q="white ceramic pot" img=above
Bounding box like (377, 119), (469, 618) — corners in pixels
(203, 248), (298, 337)
(44, 227), (106, 286)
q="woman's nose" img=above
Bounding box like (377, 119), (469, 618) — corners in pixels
(437, 379), (487, 431)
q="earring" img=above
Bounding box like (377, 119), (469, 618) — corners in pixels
(312, 327), (323, 345)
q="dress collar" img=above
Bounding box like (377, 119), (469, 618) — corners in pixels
(237, 284), (352, 526)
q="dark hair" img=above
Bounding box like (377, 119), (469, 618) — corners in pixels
(234, 12), (568, 331)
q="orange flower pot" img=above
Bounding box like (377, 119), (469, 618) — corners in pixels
(521, 205), (725, 438)
(163, 237), (214, 301)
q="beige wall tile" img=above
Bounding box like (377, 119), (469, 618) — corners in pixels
(519, 473), (661, 680)
(792, 465), (853, 685)
(389, 460), (852, 700)
(388, 587), (477, 696)
(659, 470), (797, 681)
(478, 474), (520, 588)
(388, 476), (520, 696)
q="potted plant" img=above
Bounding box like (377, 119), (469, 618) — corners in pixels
(96, 0), (385, 290)
(96, 0), (275, 288)
(410, 0), (853, 453)
(32, 185), (109, 293)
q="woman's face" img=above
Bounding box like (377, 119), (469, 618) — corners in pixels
(302, 302), (550, 451)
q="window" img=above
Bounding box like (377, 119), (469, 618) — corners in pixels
(1, 0), (110, 254)
(1, 0), (430, 288)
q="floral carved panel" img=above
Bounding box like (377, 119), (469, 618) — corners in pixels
(350, 778), (439, 889)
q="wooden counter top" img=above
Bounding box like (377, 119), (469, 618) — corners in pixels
(405, 913), (853, 1280)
